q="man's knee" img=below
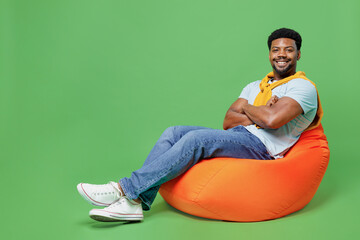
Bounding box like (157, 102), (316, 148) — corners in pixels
(162, 126), (212, 145)
(163, 125), (183, 134)
(161, 126), (176, 139)
(181, 130), (208, 145)
(161, 126), (185, 140)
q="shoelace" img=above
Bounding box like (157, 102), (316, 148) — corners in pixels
(105, 197), (127, 209)
(91, 182), (122, 197)
(109, 181), (123, 197)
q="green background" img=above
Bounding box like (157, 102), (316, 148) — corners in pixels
(1, 0), (359, 239)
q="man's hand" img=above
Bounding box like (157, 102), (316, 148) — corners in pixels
(266, 95), (279, 107)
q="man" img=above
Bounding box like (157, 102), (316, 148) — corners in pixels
(77, 28), (321, 222)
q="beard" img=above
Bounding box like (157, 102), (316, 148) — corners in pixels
(272, 63), (294, 77)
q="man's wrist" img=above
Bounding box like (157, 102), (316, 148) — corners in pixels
(242, 103), (250, 113)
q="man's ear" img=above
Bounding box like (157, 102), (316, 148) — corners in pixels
(297, 50), (301, 60)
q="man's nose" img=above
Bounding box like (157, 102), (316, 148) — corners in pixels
(278, 49), (287, 57)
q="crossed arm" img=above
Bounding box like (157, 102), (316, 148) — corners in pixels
(223, 96), (303, 130)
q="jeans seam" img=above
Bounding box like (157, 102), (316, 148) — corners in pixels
(119, 180), (134, 199)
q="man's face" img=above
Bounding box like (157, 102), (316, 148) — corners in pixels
(269, 38), (301, 78)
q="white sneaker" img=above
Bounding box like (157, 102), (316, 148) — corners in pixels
(89, 197), (144, 222)
(77, 181), (121, 206)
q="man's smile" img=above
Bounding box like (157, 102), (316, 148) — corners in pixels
(274, 59), (290, 68)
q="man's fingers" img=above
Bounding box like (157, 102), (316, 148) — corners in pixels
(266, 95), (279, 107)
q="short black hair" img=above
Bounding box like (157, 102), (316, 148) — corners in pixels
(267, 28), (302, 51)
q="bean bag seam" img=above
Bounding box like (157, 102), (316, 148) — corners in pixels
(273, 147), (327, 217)
(190, 161), (231, 218)
(160, 187), (224, 219)
(272, 140), (329, 218)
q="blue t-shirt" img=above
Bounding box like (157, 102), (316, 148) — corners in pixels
(239, 78), (318, 158)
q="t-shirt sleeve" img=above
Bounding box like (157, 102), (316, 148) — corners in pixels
(284, 78), (318, 114)
(239, 82), (253, 100)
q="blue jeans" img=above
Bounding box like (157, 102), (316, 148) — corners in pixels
(119, 125), (273, 210)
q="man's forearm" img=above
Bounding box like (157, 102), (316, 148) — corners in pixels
(223, 110), (254, 130)
(242, 104), (274, 129)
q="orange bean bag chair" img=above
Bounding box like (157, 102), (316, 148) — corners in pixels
(159, 124), (330, 222)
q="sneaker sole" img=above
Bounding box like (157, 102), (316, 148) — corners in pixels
(89, 209), (143, 222)
(77, 183), (110, 207)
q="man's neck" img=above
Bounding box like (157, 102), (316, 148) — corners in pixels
(273, 70), (296, 80)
